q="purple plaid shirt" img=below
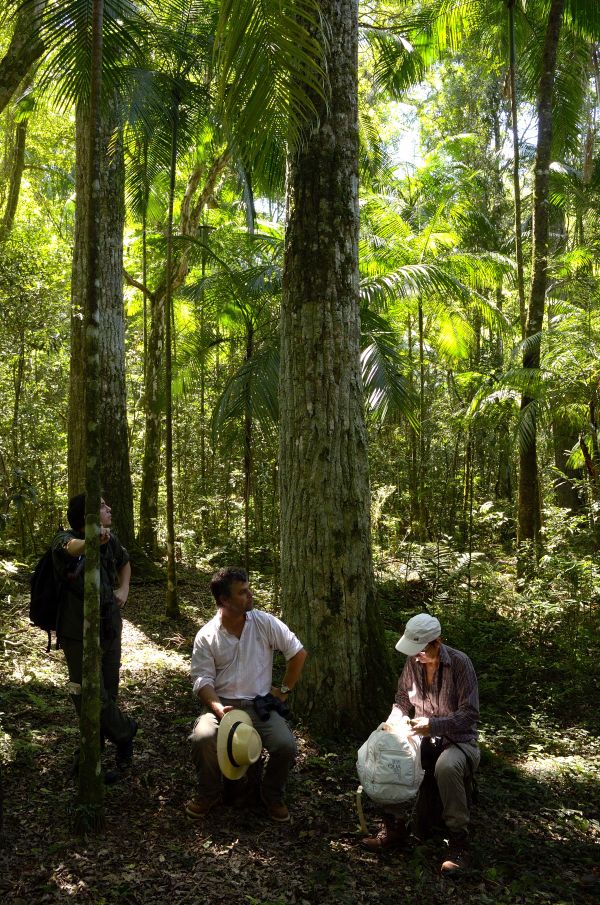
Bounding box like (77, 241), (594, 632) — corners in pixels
(394, 644), (479, 744)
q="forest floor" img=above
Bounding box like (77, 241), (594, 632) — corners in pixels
(1, 567), (600, 905)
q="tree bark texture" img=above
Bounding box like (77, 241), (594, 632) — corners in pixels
(280, 0), (392, 732)
(0, 1), (46, 116)
(137, 289), (164, 555)
(518, 0), (565, 552)
(69, 100), (135, 549)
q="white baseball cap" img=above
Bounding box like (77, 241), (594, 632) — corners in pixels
(395, 613), (441, 656)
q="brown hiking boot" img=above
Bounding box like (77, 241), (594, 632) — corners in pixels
(263, 798), (290, 822)
(362, 815), (408, 852)
(440, 832), (471, 875)
(185, 796), (219, 820)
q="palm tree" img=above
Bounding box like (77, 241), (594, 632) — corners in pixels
(360, 162), (511, 528)
(14, 0), (146, 552)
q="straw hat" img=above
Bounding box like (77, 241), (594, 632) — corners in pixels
(217, 709), (262, 780)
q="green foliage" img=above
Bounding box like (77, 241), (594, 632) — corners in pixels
(0, 229), (70, 549)
(215, 0), (326, 191)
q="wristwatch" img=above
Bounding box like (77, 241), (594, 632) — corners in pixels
(280, 684), (291, 695)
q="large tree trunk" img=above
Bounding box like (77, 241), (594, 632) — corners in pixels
(280, 0), (392, 733)
(69, 100), (135, 549)
(517, 0), (565, 560)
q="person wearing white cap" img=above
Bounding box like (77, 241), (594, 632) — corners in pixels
(362, 612), (480, 875)
(186, 567), (307, 823)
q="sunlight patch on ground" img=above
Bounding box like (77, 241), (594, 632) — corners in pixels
(121, 618), (189, 675)
(521, 753), (600, 780)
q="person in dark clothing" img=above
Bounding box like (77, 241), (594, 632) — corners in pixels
(52, 493), (138, 775)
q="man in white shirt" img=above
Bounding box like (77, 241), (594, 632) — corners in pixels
(187, 567), (307, 823)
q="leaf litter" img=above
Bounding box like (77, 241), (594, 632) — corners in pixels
(0, 569), (599, 904)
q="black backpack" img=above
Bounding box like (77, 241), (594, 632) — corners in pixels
(29, 548), (64, 651)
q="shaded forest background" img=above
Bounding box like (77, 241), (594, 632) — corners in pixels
(1, 0), (600, 900)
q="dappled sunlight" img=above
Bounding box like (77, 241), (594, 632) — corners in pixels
(120, 617), (190, 676)
(521, 753), (600, 781)
(2, 586), (600, 904)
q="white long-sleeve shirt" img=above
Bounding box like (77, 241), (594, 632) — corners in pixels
(190, 609), (304, 700)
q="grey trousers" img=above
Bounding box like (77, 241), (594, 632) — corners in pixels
(60, 634), (136, 746)
(189, 699), (297, 804)
(385, 740), (480, 835)
(435, 741), (480, 833)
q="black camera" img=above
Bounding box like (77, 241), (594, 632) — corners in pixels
(253, 693), (290, 722)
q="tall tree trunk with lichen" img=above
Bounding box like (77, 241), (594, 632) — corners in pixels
(0, 117), (27, 241)
(280, 0), (392, 733)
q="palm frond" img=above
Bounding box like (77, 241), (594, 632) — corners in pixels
(211, 343), (280, 439)
(33, 0), (145, 110)
(564, 0), (600, 37)
(363, 29), (428, 99)
(214, 0), (325, 190)
(517, 398), (538, 454)
(359, 309), (418, 426)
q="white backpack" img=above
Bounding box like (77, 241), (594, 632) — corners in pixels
(356, 724), (424, 805)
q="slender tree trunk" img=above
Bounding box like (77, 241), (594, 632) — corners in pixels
(165, 100), (179, 618)
(407, 313), (419, 530)
(11, 329), (25, 458)
(507, 0), (527, 340)
(142, 140), (149, 383)
(280, 0), (392, 732)
(243, 321), (254, 573)
(518, 0), (565, 565)
(74, 0), (104, 836)
(417, 298), (427, 539)
(461, 435), (473, 550)
(138, 287), (163, 556)
(0, 118), (27, 240)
